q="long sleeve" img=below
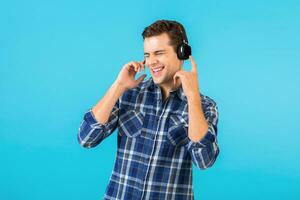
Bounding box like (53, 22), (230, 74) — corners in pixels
(186, 97), (219, 169)
(77, 99), (120, 148)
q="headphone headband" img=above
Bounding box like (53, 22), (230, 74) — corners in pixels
(171, 21), (192, 60)
(171, 21), (189, 44)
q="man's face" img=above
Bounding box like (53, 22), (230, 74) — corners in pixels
(144, 33), (183, 87)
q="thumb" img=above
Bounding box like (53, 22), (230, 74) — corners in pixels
(173, 73), (179, 85)
(135, 74), (147, 84)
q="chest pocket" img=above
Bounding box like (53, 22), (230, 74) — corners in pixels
(167, 115), (189, 146)
(119, 109), (144, 138)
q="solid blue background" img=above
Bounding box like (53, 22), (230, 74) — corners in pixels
(1, 0), (299, 199)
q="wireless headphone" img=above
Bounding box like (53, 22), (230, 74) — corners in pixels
(175, 22), (192, 60)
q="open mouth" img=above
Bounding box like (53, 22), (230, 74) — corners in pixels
(151, 66), (165, 77)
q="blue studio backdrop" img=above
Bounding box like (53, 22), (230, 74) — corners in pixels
(1, 0), (300, 199)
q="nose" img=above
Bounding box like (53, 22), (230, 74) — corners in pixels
(145, 55), (159, 67)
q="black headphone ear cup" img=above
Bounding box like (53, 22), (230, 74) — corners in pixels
(177, 43), (192, 60)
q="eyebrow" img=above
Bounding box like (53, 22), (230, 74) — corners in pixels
(144, 50), (166, 56)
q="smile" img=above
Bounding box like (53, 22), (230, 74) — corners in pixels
(151, 66), (165, 77)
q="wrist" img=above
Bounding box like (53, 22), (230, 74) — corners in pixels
(187, 92), (201, 103)
(113, 81), (127, 94)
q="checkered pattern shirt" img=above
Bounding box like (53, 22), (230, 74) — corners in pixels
(77, 77), (219, 200)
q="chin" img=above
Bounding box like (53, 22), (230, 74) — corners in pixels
(152, 77), (161, 85)
(153, 76), (170, 86)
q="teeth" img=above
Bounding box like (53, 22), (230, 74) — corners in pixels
(152, 67), (164, 72)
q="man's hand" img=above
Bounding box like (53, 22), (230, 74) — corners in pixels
(173, 56), (200, 99)
(115, 60), (147, 91)
(174, 56), (209, 143)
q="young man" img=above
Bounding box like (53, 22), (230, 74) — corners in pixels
(78, 20), (219, 200)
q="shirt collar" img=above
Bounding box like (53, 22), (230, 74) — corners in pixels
(146, 77), (187, 102)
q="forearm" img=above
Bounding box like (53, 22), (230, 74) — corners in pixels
(92, 82), (126, 124)
(187, 94), (209, 142)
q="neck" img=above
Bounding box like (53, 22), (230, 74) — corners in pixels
(159, 80), (181, 101)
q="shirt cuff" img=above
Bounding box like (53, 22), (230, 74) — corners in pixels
(187, 124), (216, 149)
(84, 109), (109, 129)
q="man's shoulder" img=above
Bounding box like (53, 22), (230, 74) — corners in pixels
(200, 93), (218, 108)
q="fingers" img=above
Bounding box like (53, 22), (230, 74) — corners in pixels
(128, 62), (139, 72)
(142, 60), (145, 70)
(138, 60), (145, 72)
(128, 61), (145, 73)
(189, 56), (197, 73)
(173, 71), (183, 85)
(136, 62), (143, 73)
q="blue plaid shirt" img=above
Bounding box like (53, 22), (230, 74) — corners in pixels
(78, 77), (219, 200)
